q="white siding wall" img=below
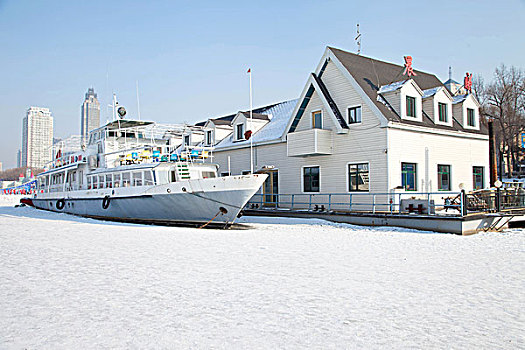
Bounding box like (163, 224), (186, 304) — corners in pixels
(214, 61), (389, 196)
(388, 128), (489, 192)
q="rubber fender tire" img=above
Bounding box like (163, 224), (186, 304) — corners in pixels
(56, 199), (65, 210)
(102, 196), (111, 210)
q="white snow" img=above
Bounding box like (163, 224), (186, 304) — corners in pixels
(0, 200), (523, 348)
(422, 87), (441, 99)
(378, 80), (407, 94)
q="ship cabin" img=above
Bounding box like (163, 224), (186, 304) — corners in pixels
(36, 119), (218, 194)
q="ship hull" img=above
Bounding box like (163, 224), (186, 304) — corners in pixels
(29, 175), (266, 227)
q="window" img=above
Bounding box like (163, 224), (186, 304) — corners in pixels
(241, 170), (251, 175)
(122, 172), (131, 187)
(312, 111), (322, 129)
(402, 163), (417, 191)
(437, 165), (451, 191)
(406, 96), (416, 117)
(473, 166), (484, 190)
(113, 173), (121, 188)
(98, 175), (105, 189)
(133, 172), (143, 186)
(236, 124), (245, 141)
(202, 171), (216, 179)
(87, 176), (92, 190)
(348, 163), (369, 191)
(220, 172), (230, 177)
(93, 176), (98, 189)
(105, 174), (112, 188)
(303, 166), (320, 192)
(206, 130), (213, 145)
(347, 106), (362, 124)
(438, 103), (448, 122)
(184, 135), (190, 146)
(467, 108), (475, 127)
(144, 171), (154, 185)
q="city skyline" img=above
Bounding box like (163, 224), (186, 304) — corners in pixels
(0, 0), (524, 168)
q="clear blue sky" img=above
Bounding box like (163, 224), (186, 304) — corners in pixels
(0, 0), (524, 168)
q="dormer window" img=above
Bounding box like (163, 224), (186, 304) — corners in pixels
(347, 106), (362, 124)
(205, 130), (213, 145)
(467, 108), (475, 127)
(406, 96), (416, 117)
(236, 124), (245, 141)
(312, 111), (322, 129)
(438, 103), (448, 122)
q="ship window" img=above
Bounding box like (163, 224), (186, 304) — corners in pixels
(122, 172), (131, 187)
(106, 174), (112, 188)
(144, 171), (154, 185)
(87, 176), (92, 190)
(133, 172), (143, 186)
(98, 175), (105, 188)
(93, 176), (98, 189)
(170, 170), (177, 182)
(202, 171), (216, 179)
(113, 173), (121, 188)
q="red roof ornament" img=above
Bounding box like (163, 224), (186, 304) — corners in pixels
(464, 72), (472, 93)
(403, 56), (417, 77)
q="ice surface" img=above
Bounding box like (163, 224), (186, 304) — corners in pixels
(0, 199), (523, 348)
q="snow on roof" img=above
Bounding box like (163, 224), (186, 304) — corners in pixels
(214, 99), (298, 149)
(377, 80), (407, 94)
(422, 87), (441, 99)
(444, 78), (460, 85)
(453, 94), (468, 104)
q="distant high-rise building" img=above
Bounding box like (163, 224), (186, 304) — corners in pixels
(21, 107), (54, 168)
(17, 149), (21, 168)
(81, 87), (100, 142)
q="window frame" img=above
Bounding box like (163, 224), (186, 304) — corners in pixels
(302, 165), (320, 193)
(437, 164), (451, 191)
(406, 96), (416, 118)
(438, 102), (448, 123)
(205, 130), (213, 145)
(467, 108), (476, 127)
(347, 105), (362, 125)
(236, 123), (245, 141)
(311, 110), (322, 129)
(401, 162), (417, 191)
(347, 162), (370, 192)
(473, 166), (484, 190)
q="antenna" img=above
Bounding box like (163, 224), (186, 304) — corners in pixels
(355, 23), (362, 55)
(449, 66), (452, 81)
(136, 80), (141, 120)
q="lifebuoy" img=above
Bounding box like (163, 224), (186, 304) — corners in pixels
(56, 199), (65, 210)
(102, 196), (111, 210)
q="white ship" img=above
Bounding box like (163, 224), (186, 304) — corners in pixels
(24, 102), (266, 228)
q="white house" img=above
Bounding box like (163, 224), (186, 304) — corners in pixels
(193, 47), (488, 208)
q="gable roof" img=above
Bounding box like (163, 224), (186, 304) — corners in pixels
(328, 47), (487, 135)
(214, 99), (298, 149)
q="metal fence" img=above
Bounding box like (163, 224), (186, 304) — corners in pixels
(247, 189), (525, 216)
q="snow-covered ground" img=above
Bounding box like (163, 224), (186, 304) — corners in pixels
(0, 196), (523, 349)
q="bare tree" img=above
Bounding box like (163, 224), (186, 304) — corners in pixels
(484, 64), (525, 176)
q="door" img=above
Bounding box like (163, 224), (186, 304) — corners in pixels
(263, 170), (278, 207)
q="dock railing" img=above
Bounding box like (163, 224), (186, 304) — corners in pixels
(246, 189), (525, 217)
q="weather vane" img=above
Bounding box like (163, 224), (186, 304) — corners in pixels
(355, 23), (361, 55)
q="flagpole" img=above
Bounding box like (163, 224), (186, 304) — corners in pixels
(249, 68), (253, 174)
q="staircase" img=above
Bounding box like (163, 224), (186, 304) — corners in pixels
(176, 162), (191, 180)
